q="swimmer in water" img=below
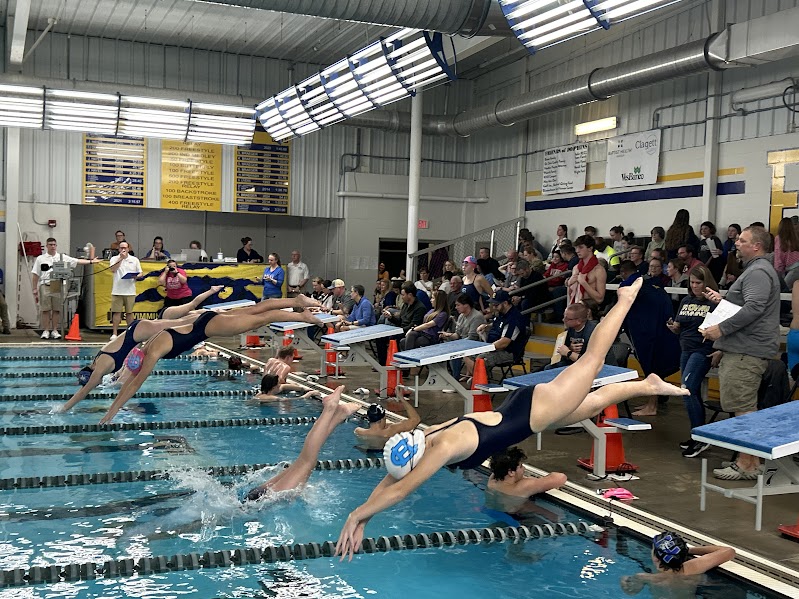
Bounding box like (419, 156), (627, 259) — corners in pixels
(484, 447), (566, 515)
(245, 386), (358, 500)
(353, 398), (421, 450)
(335, 278), (690, 560)
(264, 347), (295, 383)
(620, 532), (735, 597)
(252, 373), (322, 402)
(189, 341), (219, 358)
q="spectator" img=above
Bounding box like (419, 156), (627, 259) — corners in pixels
(336, 285), (376, 331)
(440, 293), (485, 343)
(697, 221), (725, 282)
(158, 259), (191, 308)
(666, 265), (718, 458)
(237, 237), (263, 263)
(644, 226), (666, 261)
(311, 278), (334, 310)
(377, 262), (390, 283)
(376, 282), (427, 366)
(31, 237), (100, 339)
(517, 228), (534, 254)
(414, 267), (434, 296)
(750, 221), (774, 252)
(500, 261), (519, 292)
(514, 258), (551, 326)
(584, 225), (597, 238)
(107, 241), (142, 341)
(415, 288), (433, 311)
(609, 225), (626, 255)
(477, 247), (505, 284)
(400, 290), (450, 351)
(628, 245), (648, 275)
(0, 291), (10, 334)
(722, 223), (741, 256)
(665, 208), (699, 259)
(595, 236), (620, 270)
(447, 275), (463, 311)
(374, 279), (389, 309)
(143, 236), (171, 261)
(261, 253), (284, 300)
(189, 240), (208, 261)
(647, 257), (671, 287)
(667, 258), (688, 287)
(703, 226), (781, 481)
(567, 235), (606, 306)
(547, 302), (596, 370)
(548, 224), (569, 261)
(328, 279), (355, 317)
(677, 244), (702, 274)
(544, 251), (569, 287)
(462, 290), (526, 379)
(774, 217), (799, 286)
(461, 255), (494, 313)
(560, 244), (578, 269)
(286, 250), (310, 297)
(650, 247), (667, 263)
(440, 260), (459, 284)
(110, 230), (134, 255)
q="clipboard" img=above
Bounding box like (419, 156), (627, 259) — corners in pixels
(121, 272), (141, 280)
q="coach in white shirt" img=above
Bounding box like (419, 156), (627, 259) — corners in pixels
(31, 237), (99, 339)
(286, 250), (310, 297)
(109, 241), (143, 340)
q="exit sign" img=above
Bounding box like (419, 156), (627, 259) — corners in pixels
(418, 219), (429, 229)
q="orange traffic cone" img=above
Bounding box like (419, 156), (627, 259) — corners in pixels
(386, 339), (402, 396)
(64, 315), (82, 341)
(471, 358), (492, 412)
(324, 325), (337, 376)
(245, 334), (263, 347)
(282, 329), (294, 348)
(577, 404), (638, 473)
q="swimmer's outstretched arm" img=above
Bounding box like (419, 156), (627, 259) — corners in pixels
(54, 363), (108, 413)
(335, 443), (453, 561)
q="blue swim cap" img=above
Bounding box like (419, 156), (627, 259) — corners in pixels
(77, 367), (92, 386)
(366, 404), (385, 423)
(653, 532), (687, 566)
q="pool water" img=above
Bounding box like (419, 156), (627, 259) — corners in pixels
(0, 347), (786, 598)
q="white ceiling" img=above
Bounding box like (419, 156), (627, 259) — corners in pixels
(4, 0), (397, 64)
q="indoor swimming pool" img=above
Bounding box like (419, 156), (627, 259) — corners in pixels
(0, 345), (788, 598)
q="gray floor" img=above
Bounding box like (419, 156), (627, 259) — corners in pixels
(4, 328), (799, 573)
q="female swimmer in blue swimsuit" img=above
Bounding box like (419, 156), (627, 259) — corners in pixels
(98, 294), (323, 424)
(335, 278), (690, 560)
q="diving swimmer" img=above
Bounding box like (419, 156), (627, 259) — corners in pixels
(335, 278), (690, 560)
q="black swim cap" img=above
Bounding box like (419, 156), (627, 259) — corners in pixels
(366, 404), (385, 423)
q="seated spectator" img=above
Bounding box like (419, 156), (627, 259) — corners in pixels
(414, 267), (434, 296)
(447, 275), (463, 311)
(237, 237), (263, 263)
(628, 245), (648, 275)
(547, 303), (596, 370)
(310, 277), (331, 305)
(644, 226), (666, 261)
(722, 223), (741, 256)
(336, 285), (376, 331)
(650, 247), (667, 263)
(500, 261), (519, 291)
(647, 257), (671, 287)
(750, 221), (774, 252)
(158, 259), (191, 308)
(415, 288), (433, 311)
(609, 225), (626, 255)
(544, 251), (569, 287)
(462, 290), (526, 379)
(143, 236), (170, 261)
(560, 244), (578, 269)
(328, 279), (354, 317)
(377, 262), (390, 283)
(698, 221), (725, 281)
(774, 216), (799, 286)
(677, 244), (702, 274)
(667, 258), (688, 287)
(498, 250), (518, 278)
(477, 247), (505, 284)
(594, 236), (619, 270)
(517, 228), (533, 254)
(548, 224), (569, 261)
(376, 282), (427, 365)
(514, 258), (551, 325)
(374, 279), (389, 309)
(530, 235), (548, 262)
(583, 225), (597, 238)
(189, 240), (208, 261)
(110, 230), (134, 255)
(400, 290), (450, 351)
(440, 293), (486, 343)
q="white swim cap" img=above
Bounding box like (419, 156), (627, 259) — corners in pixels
(383, 430), (426, 480)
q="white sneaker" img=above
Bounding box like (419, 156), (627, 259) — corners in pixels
(109, 334), (118, 341)
(41, 330), (50, 339)
(50, 330), (61, 339)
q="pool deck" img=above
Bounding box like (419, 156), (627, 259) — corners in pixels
(5, 328), (799, 579)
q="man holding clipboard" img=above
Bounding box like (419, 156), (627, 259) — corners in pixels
(109, 242), (143, 341)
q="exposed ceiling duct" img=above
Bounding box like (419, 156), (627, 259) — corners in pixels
(197, 0), (512, 38)
(344, 5), (799, 137)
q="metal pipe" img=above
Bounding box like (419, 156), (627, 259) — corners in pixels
(336, 191), (488, 203)
(406, 92), (423, 279)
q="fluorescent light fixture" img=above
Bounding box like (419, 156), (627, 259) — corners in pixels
(499, 0), (682, 54)
(0, 85), (44, 128)
(257, 28), (455, 141)
(187, 102), (256, 145)
(575, 116), (618, 135)
(45, 89), (119, 135)
(118, 96), (190, 140)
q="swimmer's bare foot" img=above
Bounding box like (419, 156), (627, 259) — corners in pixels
(295, 294), (321, 309)
(321, 385), (345, 410)
(335, 401), (360, 422)
(632, 407), (657, 417)
(616, 276), (643, 304)
(644, 373), (690, 397)
(297, 310), (324, 326)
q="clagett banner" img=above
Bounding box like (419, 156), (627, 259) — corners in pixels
(92, 262), (265, 327)
(605, 129), (661, 188)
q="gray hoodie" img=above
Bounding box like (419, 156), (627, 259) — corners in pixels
(713, 256), (780, 359)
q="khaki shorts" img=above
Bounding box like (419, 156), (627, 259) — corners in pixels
(38, 285), (59, 311)
(111, 295), (135, 313)
(719, 352), (767, 414)
(481, 350), (514, 369)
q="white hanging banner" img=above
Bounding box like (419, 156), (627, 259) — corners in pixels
(542, 143), (588, 195)
(605, 129), (661, 188)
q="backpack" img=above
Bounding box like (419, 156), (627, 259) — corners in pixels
(757, 359), (790, 410)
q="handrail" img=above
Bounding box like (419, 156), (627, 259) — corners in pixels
(509, 270), (569, 296)
(605, 283), (792, 301)
(521, 294), (566, 315)
(409, 217), (524, 258)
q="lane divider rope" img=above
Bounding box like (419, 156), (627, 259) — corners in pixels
(0, 415), (318, 437)
(0, 457), (385, 490)
(0, 521), (591, 587)
(0, 369), (254, 379)
(0, 389), (254, 403)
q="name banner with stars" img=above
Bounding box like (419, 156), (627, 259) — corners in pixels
(83, 134), (146, 206)
(161, 141), (222, 211)
(234, 129), (290, 214)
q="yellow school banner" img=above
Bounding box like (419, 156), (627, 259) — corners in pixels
(161, 141), (222, 211)
(92, 262), (265, 327)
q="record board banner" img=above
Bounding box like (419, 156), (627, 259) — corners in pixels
(234, 129), (290, 214)
(542, 143), (588, 195)
(83, 135), (146, 206)
(605, 130), (661, 188)
(161, 141), (222, 211)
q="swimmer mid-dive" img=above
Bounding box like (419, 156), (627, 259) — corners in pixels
(245, 386), (358, 500)
(353, 398), (421, 450)
(253, 373), (322, 402)
(98, 294), (323, 423)
(335, 278), (690, 560)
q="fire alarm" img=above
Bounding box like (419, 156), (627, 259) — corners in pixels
(48, 220), (56, 228)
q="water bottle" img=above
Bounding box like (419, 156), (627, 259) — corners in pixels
(217, 249), (224, 261)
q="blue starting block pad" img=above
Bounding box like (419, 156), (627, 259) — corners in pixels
(321, 324), (403, 346)
(203, 299), (256, 311)
(271, 321), (314, 331)
(693, 401), (799, 531)
(503, 365), (638, 390)
(605, 418), (651, 431)
(393, 339), (494, 365)
(315, 313), (341, 325)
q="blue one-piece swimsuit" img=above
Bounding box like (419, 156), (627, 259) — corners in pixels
(95, 319), (141, 372)
(163, 311), (216, 359)
(427, 385), (536, 470)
